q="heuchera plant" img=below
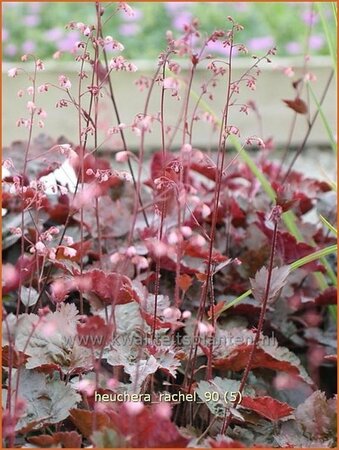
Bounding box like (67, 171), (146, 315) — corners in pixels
(2, 2), (337, 448)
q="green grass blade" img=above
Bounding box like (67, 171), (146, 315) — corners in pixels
(290, 244), (337, 270)
(308, 82), (337, 154)
(316, 2), (337, 74)
(319, 215), (337, 236)
(217, 244), (337, 315)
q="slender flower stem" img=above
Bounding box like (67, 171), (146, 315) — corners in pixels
(186, 28), (235, 392)
(282, 70), (334, 183)
(221, 211), (280, 435)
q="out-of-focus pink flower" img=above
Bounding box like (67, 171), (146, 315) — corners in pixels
(45, 27), (63, 41)
(40, 320), (57, 337)
(285, 41), (301, 55)
(198, 321), (214, 336)
(155, 403), (172, 420)
(309, 35), (324, 50)
(283, 66), (295, 77)
(4, 44), (17, 57)
(22, 40), (36, 54)
(301, 9), (318, 25)
(50, 279), (70, 303)
(2, 264), (19, 291)
(247, 36), (275, 52)
(74, 379), (96, 396)
(23, 15), (40, 27)
(115, 151), (130, 163)
(118, 23), (140, 37)
(165, 2), (191, 14)
(182, 310), (192, 319)
(172, 11), (192, 30)
(58, 31), (80, 52)
(274, 373), (296, 390)
(125, 401), (144, 415)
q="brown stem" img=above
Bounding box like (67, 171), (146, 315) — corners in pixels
(221, 213), (280, 435)
(281, 70), (334, 183)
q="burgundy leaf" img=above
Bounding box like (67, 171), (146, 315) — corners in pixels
(315, 287), (337, 305)
(241, 395), (294, 421)
(250, 265), (290, 304)
(283, 97), (308, 114)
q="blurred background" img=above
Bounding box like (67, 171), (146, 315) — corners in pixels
(2, 2), (337, 175)
(3, 2), (335, 61)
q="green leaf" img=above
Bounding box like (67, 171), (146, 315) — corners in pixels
(91, 429), (127, 448)
(196, 377), (254, 417)
(5, 369), (81, 431)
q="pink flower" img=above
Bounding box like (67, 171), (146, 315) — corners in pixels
(23, 15), (40, 27)
(45, 27), (63, 41)
(74, 379), (96, 396)
(163, 307), (181, 320)
(8, 67), (18, 78)
(104, 36), (124, 51)
(83, 26), (91, 36)
(301, 10), (318, 25)
(191, 234), (207, 247)
(50, 279), (70, 303)
(163, 77), (179, 96)
(155, 403), (172, 420)
(283, 67), (295, 78)
(22, 40), (36, 54)
(309, 35), (324, 51)
(181, 226), (192, 238)
(118, 2), (134, 17)
(172, 11), (192, 31)
(36, 59), (45, 71)
(35, 241), (46, 253)
(4, 44), (17, 57)
(38, 84), (49, 93)
(64, 242), (81, 254)
(26, 101), (36, 113)
(125, 401), (144, 415)
(131, 255), (149, 270)
(246, 136), (265, 148)
(59, 75), (72, 89)
(182, 310), (192, 319)
(198, 321), (214, 336)
(109, 56), (137, 72)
